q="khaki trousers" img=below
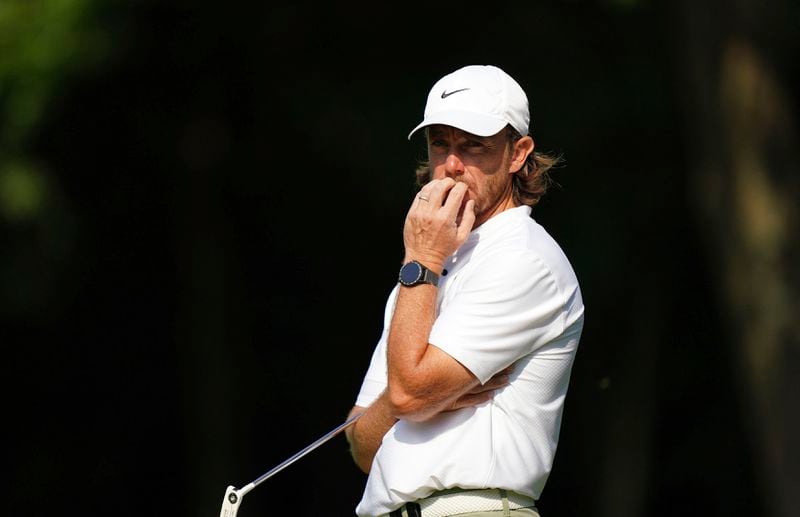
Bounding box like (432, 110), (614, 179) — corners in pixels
(382, 488), (541, 517)
(388, 509), (539, 517)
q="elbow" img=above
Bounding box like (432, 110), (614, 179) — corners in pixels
(387, 386), (435, 422)
(350, 447), (372, 474)
(355, 455), (372, 474)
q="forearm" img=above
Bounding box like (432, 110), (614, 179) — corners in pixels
(345, 393), (398, 474)
(386, 265), (482, 421)
(386, 279), (444, 419)
(385, 178), (480, 420)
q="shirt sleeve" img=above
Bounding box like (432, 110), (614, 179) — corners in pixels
(355, 330), (388, 408)
(354, 286), (399, 408)
(428, 249), (566, 384)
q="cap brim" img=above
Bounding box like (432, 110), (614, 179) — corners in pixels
(407, 110), (509, 140)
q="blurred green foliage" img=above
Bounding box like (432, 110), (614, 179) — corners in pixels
(0, 0), (107, 146)
(0, 160), (46, 220)
(0, 0), (107, 223)
(0, 0), (109, 317)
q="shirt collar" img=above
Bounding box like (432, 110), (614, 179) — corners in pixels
(466, 205), (531, 243)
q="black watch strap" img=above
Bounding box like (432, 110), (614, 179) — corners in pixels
(398, 260), (440, 287)
(419, 267), (439, 286)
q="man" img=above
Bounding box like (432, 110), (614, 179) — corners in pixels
(345, 65), (584, 517)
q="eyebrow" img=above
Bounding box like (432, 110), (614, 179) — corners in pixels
(427, 128), (488, 142)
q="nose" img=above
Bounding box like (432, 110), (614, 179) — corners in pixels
(444, 152), (465, 178)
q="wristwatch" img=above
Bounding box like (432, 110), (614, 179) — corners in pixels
(398, 260), (440, 287)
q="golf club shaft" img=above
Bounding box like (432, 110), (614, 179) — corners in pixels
(220, 411), (365, 517)
(244, 411), (363, 495)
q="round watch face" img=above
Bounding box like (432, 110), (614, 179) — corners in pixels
(399, 261), (423, 285)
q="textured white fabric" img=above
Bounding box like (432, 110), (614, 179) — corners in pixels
(354, 206), (584, 517)
(407, 65), (530, 139)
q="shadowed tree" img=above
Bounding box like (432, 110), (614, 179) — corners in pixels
(674, 1), (800, 516)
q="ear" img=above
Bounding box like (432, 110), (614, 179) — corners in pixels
(508, 136), (535, 174)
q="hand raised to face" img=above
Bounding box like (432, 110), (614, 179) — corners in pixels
(402, 177), (476, 272)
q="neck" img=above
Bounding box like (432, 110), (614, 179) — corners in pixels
(473, 194), (517, 229)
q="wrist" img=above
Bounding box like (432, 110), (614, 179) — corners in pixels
(398, 260), (440, 287)
(402, 254), (445, 275)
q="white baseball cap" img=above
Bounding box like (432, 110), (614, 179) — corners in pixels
(407, 65), (530, 140)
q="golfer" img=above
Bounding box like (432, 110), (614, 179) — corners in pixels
(345, 64), (585, 517)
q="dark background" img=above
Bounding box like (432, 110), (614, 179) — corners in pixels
(3, 1), (798, 516)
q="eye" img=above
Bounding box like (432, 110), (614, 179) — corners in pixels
(463, 140), (487, 153)
(429, 139), (449, 153)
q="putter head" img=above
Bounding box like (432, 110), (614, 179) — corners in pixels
(219, 485), (243, 517)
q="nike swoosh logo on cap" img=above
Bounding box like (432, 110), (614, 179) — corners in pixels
(441, 88), (470, 99)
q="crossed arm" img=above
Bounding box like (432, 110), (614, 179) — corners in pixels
(344, 281), (507, 473)
(345, 356), (510, 473)
(344, 179), (509, 473)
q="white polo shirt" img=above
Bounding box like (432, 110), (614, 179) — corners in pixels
(354, 205), (584, 517)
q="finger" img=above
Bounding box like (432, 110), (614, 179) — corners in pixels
(426, 177), (456, 206)
(469, 375), (509, 393)
(482, 374), (510, 390)
(496, 365), (515, 376)
(414, 187), (434, 208)
(456, 199), (476, 240)
(450, 391), (494, 410)
(442, 182), (468, 217)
